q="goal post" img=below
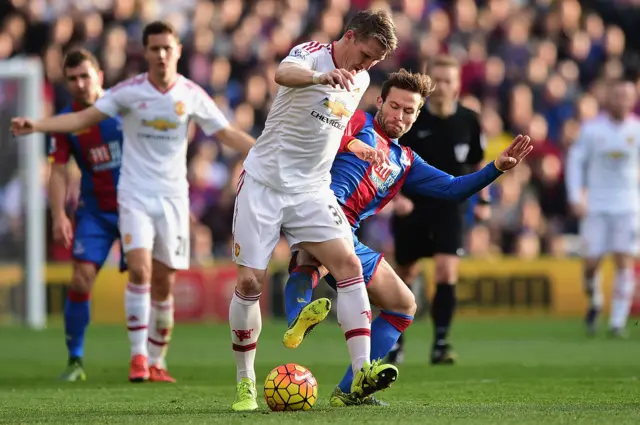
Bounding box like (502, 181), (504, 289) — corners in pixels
(0, 58), (46, 329)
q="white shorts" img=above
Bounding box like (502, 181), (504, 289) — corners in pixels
(580, 212), (640, 258)
(232, 172), (353, 270)
(118, 192), (190, 270)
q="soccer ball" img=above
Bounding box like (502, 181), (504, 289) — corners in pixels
(264, 363), (318, 411)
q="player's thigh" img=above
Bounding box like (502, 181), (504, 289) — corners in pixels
(118, 193), (155, 254)
(610, 212), (640, 259)
(325, 239), (380, 290)
(284, 191), (360, 280)
(367, 259), (416, 316)
(580, 213), (610, 259)
(232, 172), (284, 271)
(152, 196), (191, 271)
(73, 209), (118, 271)
(283, 190), (353, 247)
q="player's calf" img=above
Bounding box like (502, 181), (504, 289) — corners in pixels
(60, 261), (96, 381)
(230, 266), (265, 393)
(147, 260), (176, 381)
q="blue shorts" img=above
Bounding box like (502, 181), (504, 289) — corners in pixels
(73, 208), (122, 270)
(289, 234), (383, 290)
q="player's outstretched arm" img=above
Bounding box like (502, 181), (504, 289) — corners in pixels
(11, 107), (107, 136)
(216, 126), (256, 155)
(404, 135), (532, 201)
(275, 63), (355, 90)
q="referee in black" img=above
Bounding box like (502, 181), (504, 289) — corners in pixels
(387, 55), (490, 365)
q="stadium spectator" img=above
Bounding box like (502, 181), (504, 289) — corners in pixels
(0, 0), (639, 263)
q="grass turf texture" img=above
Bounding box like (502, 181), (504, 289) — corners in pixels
(0, 318), (638, 424)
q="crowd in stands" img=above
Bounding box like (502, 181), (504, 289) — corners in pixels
(1, 0), (639, 265)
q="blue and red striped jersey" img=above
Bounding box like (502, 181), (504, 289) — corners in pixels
(331, 110), (503, 229)
(49, 102), (123, 212)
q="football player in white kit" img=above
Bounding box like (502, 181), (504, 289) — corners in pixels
(566, 79), (640, 337)
(12, 21), (256, 382)
(229, 10), (398, 411)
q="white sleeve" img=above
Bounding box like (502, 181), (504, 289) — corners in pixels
(192, 89), (230, 136)
(94, 88), (125, 117)
(565, 125), (590, 205)
(280, 43), (317, 70)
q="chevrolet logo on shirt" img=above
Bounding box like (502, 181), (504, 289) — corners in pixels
(142, 118), (178, 131)
(323, 98), (353, 118)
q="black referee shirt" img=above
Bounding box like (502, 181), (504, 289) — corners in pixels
(399, 103), (485, 208)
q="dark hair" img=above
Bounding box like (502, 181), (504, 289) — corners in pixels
(142, 20), (179, 46)
(62, 49), (100, 73)
(381, 69), (435, 105)
(345, 9), (398, 57)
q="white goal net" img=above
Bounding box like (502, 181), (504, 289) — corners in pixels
(0, 58), (46, 329)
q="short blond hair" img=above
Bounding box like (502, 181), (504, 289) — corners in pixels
(345, 9), (398, 57)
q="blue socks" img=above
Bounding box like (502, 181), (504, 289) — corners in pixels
(64, 289), (91, 360)
(338, 310), (413, 393)
(284, 265), (320, 326)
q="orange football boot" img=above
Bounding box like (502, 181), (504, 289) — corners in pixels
(149, 365), (176, 383)
(128, 354), (149, 383)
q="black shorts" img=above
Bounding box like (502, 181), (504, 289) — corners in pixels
(391, 204), (465, 266)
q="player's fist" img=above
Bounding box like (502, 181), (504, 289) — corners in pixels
(394, 195), (414, 217)
(495, 135), (533, 171)
(474, 203), (491, 222)
(11, 117), (37, 136)
(52, 214), (73, 249)
(347, 139), (389, 167)
(319, 69), (356, 91)
(569, 202), (586, 219)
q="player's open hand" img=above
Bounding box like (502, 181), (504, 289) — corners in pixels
(495, 134), (533, 172)
(319, 69), (356, 91)
(394, 194), (414, 217)
(11, 117), (37, 136)
(348, 139), (390, 167)
(52, 215), (73, 250)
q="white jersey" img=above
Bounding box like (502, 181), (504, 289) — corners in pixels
(95, 73), (229, 197)
(566, 113), (640, 213)
(243, 42), (370, 193)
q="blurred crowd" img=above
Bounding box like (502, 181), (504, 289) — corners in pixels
(1, 0), (640, 265)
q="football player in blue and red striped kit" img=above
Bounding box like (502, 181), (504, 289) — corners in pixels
(282, 69), (532, 406)
(48, 49), (124, 381)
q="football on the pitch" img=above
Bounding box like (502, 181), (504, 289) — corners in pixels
(264, 363), (318, 411)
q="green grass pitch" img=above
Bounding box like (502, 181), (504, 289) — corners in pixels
(0, 318), (639, 424)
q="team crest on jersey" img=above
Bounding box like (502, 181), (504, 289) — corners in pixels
(174, 101), (185, 116)
(142, 118), (179, 131)
(370, 162), (400, 193)
(323, 97), (353, 119)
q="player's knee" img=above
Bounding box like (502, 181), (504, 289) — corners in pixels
(151, 268), (175, 301)
(71, 262), (97, 293)
(396, 263), (419, 285)
(335, 253), (363, 280)
(128, 260), (152, 284)
(434, 256), (458, 283)
(236, 267), (264, 297)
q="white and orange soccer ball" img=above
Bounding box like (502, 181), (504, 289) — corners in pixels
(264, 363), (318, 411)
